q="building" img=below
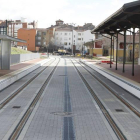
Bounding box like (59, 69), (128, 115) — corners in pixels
(17, 28), (37, 51)
(0, 20), (7, 35)
(89, 33), (140, 61)
(52, 20), (95, 52)
(35, 28), (48, 51)
(7, 18), (38, 38)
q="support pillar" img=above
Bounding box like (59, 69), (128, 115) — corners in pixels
(123, 30), (126, 73)
(116, 33), (118, 70)
(110, 36), (112, 68)
(0, 40), (11, 70)
(132, 28), (135, 76)
(138, 28), (140, 65)
(113, 37), (114, 61)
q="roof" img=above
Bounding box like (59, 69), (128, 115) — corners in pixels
(36, 28), (48, 31)
(56, 19), (63, 22)
(92, 1), (140, 34)
(0, 34), (26, 42)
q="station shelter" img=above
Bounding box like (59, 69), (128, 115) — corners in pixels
(0, 34), (26, 70)
(91, 1), (140, 76)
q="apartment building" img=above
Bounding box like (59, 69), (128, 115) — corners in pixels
(35, 28), (48, 48)
(18, 28), (37, 51)
(7, 18), (38, 38)
(53, 20), (95, 52)
(0, 20), (7, 35)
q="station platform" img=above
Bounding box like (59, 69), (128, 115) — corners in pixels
(81, 58), (140, 99)
(0, 58), (49, 91)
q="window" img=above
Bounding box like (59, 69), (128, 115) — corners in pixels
(78, 33), (81, 35)
(56, 37), (58, 40)
(82, 38), (83, 40)
(78, 38), (81, 40)
(38, 32), (41, 35)
(65, 33), (67, 35)
(43, 32), (46, 35)
(69, 43), (71, 45)
(69, 38), (71, 40)
(74, 40), (75, 42)
(38, 37), (41, 40)
(43, 42), (46, 45)
(56, 33), (58, 35)
(37, 42), (41, 45)
(64, 42), (67, 45)
(74, 35), (75, 38)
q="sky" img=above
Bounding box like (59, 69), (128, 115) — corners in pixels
(0, 0), (137, 28)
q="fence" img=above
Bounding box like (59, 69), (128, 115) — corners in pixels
(11, 53), (40, 65)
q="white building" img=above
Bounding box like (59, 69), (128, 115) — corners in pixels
(54, 29), (72, 50)
(53, 22), (95, 52)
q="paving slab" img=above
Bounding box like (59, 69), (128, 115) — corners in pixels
(74, 59), (140, 140)
(0, 60), (58, 140)
(81, 59), (140, 99)
(19, 58), (117, 140)
(0, 58), (50, 91)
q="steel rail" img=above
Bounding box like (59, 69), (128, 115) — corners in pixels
(79, 60), (140, 118)
(0, 59), (56, 110)
(8, 59), (60, 140)
(71, 59), (126, 140)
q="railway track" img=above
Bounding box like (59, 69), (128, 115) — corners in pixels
(8, 58), (60, 140)
(71, 59), (126, 140)
(78, 60), (140, 119)
(0, 58), (56, 110)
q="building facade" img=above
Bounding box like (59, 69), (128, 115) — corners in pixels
(7, 18), (38, 38)
(89, 33), (140, 61)
(52, 20), (95, 52)
(18, 28), (37, 51)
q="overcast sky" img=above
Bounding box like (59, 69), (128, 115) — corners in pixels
(0, 0), (137, 28)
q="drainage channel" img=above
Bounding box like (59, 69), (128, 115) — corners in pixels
(71, 59), (126, 140)
(63, 59), (75, 140)
(8, 59), (60, 140)
(79, 60), (140, 119)
(0, 59), (56, 110)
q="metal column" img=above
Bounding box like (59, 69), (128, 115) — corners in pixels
(132, 28), (135, 76)
(139, 28), (140, 58)
(123, 30), (126, 73)
(110, 36), (112, 68)
(0, 40), (11, 70)
(113, 37), (114, 61)
(139, 28), (140, 65)
(116, 33), (118, 70)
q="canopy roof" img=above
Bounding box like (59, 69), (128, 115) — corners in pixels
(0, 34), (26, 42)
(91, 1), (140, 34)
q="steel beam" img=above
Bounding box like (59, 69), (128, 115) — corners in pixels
(116, 33), (118, 70)
(132, 28), (135, 76)
(123, 30), (126, 73)
(110, 36), (112, 68)
(113, 37), (114, 61)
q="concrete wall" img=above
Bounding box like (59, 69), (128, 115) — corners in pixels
(11, 53), (40, 65)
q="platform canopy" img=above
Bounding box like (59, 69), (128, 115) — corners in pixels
(0, 34), (26, 43)
(91, 1), (140, 34)
(0, 34), (26, 70)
